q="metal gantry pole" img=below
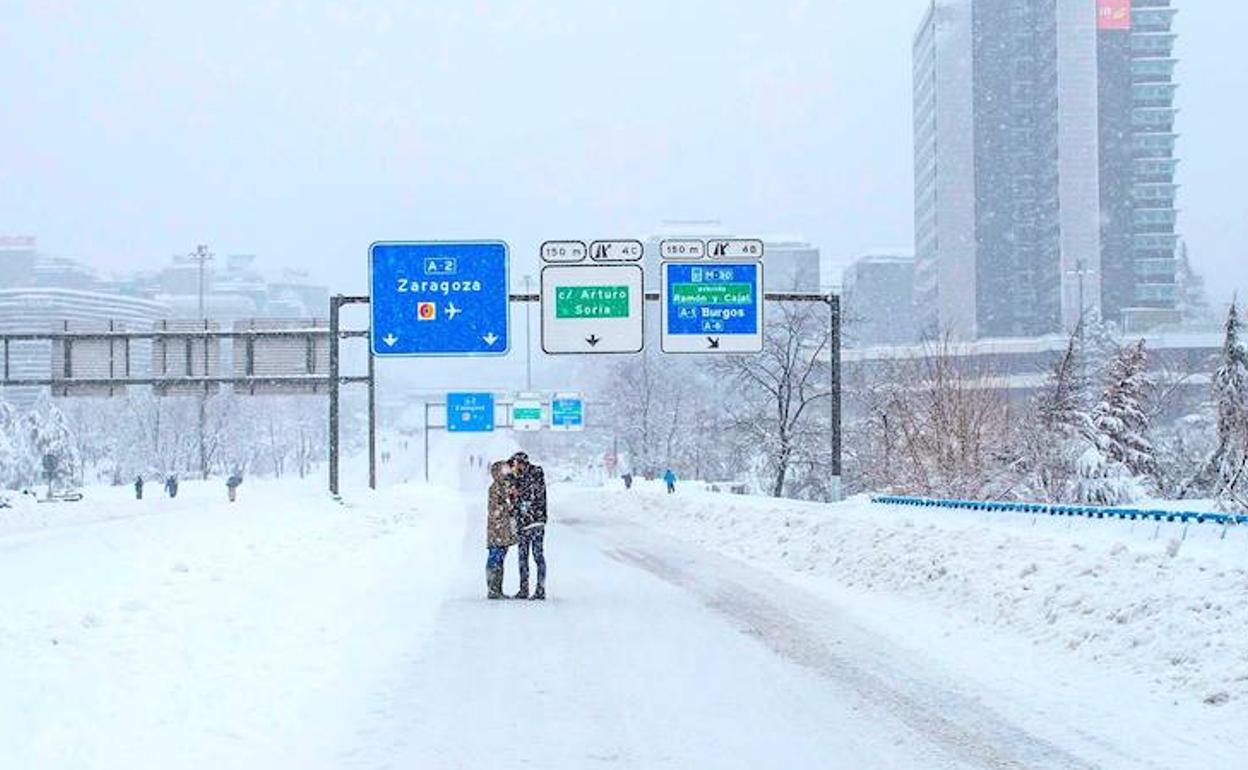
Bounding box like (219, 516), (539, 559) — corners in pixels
(828, 292), (842, 503)
(523, 274), (533, 391)
(424, 402), (430, 483)
(367, 345), (377, 490)
(191, 244), (214, 481)
(328, 295), (341, 496)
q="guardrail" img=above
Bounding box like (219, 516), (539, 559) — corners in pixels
(870, 495), (1248, 527)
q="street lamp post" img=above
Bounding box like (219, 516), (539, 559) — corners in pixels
(177, 244), (215, 480)
(523, 273), (533, 391)
(1064, 257), (1098, 337)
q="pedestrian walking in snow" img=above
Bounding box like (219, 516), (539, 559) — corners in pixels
(622, 472), (633, 490)
(509, 452), (547, 600)
(165, 474), (178, 498)
(134, 475), (144, 500)
(226, 472), (243, 503)
(485, 461), (518, 600)
(663, 468), (677, 494)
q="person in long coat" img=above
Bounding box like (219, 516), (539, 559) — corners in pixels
(509, 452), (548, 600)
(486, 461), (518, 599)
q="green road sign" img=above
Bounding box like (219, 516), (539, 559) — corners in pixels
(554, 285), (630, 319)
(670, 282), (753, 306)
(512, 397), (543, 431)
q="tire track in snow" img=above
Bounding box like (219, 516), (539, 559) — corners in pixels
(599, 541), (1104, 770)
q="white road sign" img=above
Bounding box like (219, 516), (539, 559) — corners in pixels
(511, 397), (543, 431)
(588, 240), (643, 262)
(660, 239), (706, 260)
(706, 238), (764, 259)
(541, 240), (587, 263)
(541, 264), (644, 354)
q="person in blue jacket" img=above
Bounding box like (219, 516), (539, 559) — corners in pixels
(663, 468), (677, 494)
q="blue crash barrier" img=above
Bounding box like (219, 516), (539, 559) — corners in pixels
(869, 495), (1248, 527)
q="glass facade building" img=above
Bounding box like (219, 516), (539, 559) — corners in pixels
(1097, 0), (1182, 331)
(914, 0), (1180, 340)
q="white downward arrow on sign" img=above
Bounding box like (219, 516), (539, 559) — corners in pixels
(382, 334), (398, 347)
(482, 332), (499, 346)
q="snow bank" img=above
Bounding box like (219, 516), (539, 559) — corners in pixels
(588, 482), (1248, 708)
(0, 476), (464, 770)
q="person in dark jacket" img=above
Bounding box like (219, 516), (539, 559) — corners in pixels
(226, 472), (243, 502)
(509, 452), (547, 600)
(486, 461), (518, 599)
(165, 474), (179, 498)
(134, 475), (144, 500)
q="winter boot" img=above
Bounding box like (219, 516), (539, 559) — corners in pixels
(487, 567), (505, 600)
(531, 584), (546, 601)
(514, 579), (529, 600)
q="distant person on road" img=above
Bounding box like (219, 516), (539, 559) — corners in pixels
(226, 472), (243, 503)
(509, 452), (547, 600)
(165, 474), (178, 498)
(622, 472), (633, 490)
(663, 468), (677, 494)
(134, 475), (144, 500)
(486, 461), (518, 600)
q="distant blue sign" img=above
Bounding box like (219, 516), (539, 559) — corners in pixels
(370, 241), (510, 357)
(447, 393), (495, 432)
(549, 395), (584, 432)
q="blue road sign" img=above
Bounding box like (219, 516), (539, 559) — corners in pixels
(447, 392), (495, 432)
(370, 241), (510, 357)
(549, 394), (584, 431)
(661, 261), (764, 353)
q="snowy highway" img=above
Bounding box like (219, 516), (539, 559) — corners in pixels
(2, 469), (1244, 769)
(364, 489), (1083, 769)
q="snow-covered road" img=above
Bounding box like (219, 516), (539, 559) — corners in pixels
(2, 473), (1240, 768)
(357, 488), (1052, 769)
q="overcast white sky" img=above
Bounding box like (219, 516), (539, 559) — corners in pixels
(1, 1), (1245, 307)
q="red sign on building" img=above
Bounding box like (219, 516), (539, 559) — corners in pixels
(1098, 0), (1131, 31)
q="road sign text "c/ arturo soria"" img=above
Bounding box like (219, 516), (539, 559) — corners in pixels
(554, 286), (630, 319)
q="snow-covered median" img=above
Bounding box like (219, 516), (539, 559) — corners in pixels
(0, 478), (462, 770)
(585, 482), (1248, 709)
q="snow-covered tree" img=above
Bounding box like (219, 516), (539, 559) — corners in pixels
(1073, 340), (1155, 505)
(705, 300), (832, 499)
(1174, 241), (1213, 326)
(0, 399), (21, 489)
(1071, 444), (1141, 506)
(22, 395), (81, 490)
(1186, 300), (1248, 510)
(1014, 331), (1093, 501)
(849, 333), (1016, 500)
(1091, 340), (1156, 480)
